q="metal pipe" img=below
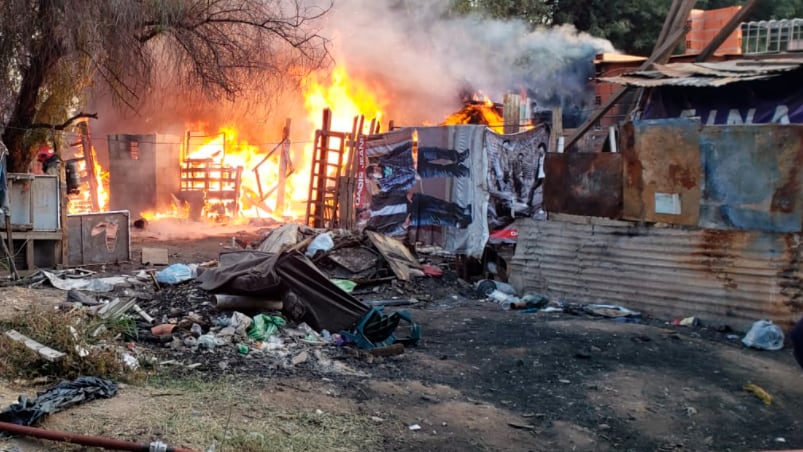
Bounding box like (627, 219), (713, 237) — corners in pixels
(0, 421), (199, 452)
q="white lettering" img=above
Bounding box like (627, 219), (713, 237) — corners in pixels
(679, 109), (697, 118)
(771, 105), (790, 124)
(726, 109), (745, 125)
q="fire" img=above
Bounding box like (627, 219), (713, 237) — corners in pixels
(443, 97), (505, 133)
(81, 64), (388, 224)
(292, 64), (386, 210)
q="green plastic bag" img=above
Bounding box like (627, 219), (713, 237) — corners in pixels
(331, 279), (357, 293)
(247, 315), (286, 341)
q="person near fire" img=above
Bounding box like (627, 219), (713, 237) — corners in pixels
(35, 146), (60, 176)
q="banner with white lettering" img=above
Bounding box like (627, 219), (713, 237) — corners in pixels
(643, 72), (803, 125)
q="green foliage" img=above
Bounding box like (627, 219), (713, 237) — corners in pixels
(450, 0), (803, 55)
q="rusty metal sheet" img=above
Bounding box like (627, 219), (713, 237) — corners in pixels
(509, 216), (803, 332)
(543, 152), (622, 218)
(600, 58), (803, 87)
(622, 119), (701, 226)
(67, 211), (131, 265)
(699, 125), (803, 232)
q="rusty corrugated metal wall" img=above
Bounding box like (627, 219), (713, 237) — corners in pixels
(509, 215), (803, 330)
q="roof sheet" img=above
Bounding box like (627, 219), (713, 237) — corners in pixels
(599, 58), (803, 87)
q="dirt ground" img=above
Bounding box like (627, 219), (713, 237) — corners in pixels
(1, 227), (802, 452)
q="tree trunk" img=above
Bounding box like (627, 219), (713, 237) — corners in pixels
(1, 0), (64, 173)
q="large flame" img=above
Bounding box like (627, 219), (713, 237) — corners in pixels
(90, 64), (389, 224)
(287, 64), (386, 215)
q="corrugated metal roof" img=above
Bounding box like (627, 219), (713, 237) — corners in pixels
(509, 215), (803, 331)
(600, 58), (803, 87)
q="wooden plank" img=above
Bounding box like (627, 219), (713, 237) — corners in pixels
(141, 247), (169, 265)
(5, 329), (66, 362)
(365, 230), (421, 281)
(97, 297), (137, 320)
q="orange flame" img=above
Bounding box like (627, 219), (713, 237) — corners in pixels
(289, 64), (386, 217)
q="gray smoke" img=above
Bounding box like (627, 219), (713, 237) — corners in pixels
(88, 1), (615, 152)
(325, 0), (615, 124)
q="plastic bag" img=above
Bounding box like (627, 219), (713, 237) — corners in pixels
(155, 263), (197, 284)
(742, 320), (785, 351)
(248, 314), (286, 341)
(331, 279), (357, 293)
(0, 377), (118, 426)
(306, 233), (334, 257)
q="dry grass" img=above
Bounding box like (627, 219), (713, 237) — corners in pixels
(11, 376), (382, 452)
(143, 376), (381, 452)
(0, 306), (145, 382)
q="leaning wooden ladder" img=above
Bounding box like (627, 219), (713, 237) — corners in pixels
(305, 109), (350, 229)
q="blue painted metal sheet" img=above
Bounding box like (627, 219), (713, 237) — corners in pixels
(699, 125), (803, 232)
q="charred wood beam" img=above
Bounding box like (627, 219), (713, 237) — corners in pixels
(26, 112), (99, 131)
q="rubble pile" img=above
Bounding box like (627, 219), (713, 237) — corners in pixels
(3, 224), (481, 377)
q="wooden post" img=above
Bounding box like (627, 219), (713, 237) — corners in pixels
(53, 129), (68, 269)
(550, 107), (563, 153)
(503, 93), (521, 134)
(276, 118), (291, 213)
(77, 121), (100, 212)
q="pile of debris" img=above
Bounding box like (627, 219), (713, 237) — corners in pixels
(4, 224), (480, 376)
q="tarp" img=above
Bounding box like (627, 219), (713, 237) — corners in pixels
(484, 125), (550, 228)
(0, 377), (117, 427)
(198, 251), (368, 332)
(356, 125), (488, 257)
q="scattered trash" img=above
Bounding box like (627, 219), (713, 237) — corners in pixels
(476, 279), (517, 298)
(213, 294), (283, 312)
(122, 353), (139, 370)
(583, 304), (641, 318)
(507, 422), (535, 430)
(151, 324), (176, 336)
(306, 232), (334, 257)
(673, 316), (701, 327)
(155, 263), (197, 284)
(4, 330), (65, 362)
(331, 279), (357, 293)
(41, 270), (128, 292)
(366, 298), (419, 307)
(743, 383), (773, 406)
(248, 315), (286, 341)
(421, 265), (443, 277)
(141, 247), (169, 265)
(741, 320), (784, 351)
(0, 377), (118, 426)
(408, 424), (421, 431)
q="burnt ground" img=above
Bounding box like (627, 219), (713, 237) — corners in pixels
(1, 229), (802, 451)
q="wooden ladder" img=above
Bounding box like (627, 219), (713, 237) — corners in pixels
(305, 109), (350, 229)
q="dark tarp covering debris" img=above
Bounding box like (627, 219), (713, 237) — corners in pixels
(198, 251), (282, 295)
(0, 377), (118, 427)
(198, 251), (369, 333)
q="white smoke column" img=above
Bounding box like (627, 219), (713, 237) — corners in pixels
(324, 0), (615, 123)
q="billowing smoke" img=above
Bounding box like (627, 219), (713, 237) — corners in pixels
(88, 1), (614, 144)
(325, 0), (615, 125)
